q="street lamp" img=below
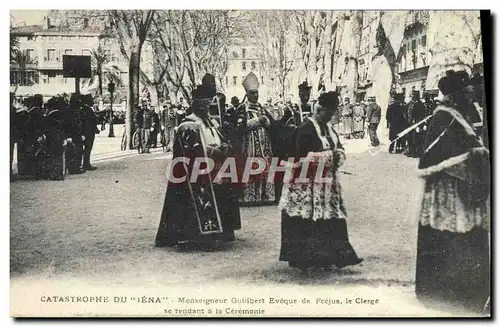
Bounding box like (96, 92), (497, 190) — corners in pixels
(108, 82), (115, 137)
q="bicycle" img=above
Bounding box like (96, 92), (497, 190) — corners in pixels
(120, 130), (141, 152)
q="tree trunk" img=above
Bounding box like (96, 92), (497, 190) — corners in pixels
(98, 72), (103, 97)
(127, 48), (141, 150)
(331, 12), (346, 91)
(146, 84), (160, 110)
(372, 11), (409, 134)
(323, 11), (334, 90)
(342, 11), (363, 100)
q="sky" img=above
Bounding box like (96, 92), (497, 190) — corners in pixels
(10, 10), (48, 25)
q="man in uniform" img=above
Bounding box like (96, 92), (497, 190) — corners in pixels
(298, 81), (313, 123)
(265, 97), (278, 120)
(405, 91), (426, 157)
(17, 94), (44, 176)
(150, 107), (161, 148)
(66, 93), (86, 174)
(160, 100), (175, 152)
(386, 93), (407, 153)
(280, 98), (297, 126)
(135, 99), (154, 154)
(365, 95), (381, 147)
(352, 98), (366, 139)
(80, 94), (99, 171)
(340, 97), (354, 139)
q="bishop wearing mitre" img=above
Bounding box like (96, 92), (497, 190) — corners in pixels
(226, 72), (276, 205)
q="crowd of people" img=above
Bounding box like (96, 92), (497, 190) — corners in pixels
(10, 66), (489, 314)
(10, 92), (104, 180)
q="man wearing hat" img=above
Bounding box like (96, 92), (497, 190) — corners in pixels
(414, 69), (490, 314)
(160, 99), (175, 152)
(135, 98), (154, 153)
(405, 91), (426, 157)
(365, 95), (381, 146)
(231, 72), (276, 205)
(387, 93), (407, 153)
(352, 98), (366, 139)
(340, 97), (354, 139)
(155, 80), (241, 247)
(298, 81), (313, 124)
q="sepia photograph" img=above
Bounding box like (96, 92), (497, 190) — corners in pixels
(8, 8), (491, 318)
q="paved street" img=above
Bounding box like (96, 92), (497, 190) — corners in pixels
(10, 133), (471, 317)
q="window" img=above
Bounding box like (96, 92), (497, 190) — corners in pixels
(232, 76), (237, 85)
(412, 39), (417, 50)
(242, 61), (246, 71)
(261, 76), (264, 85)
(242, 48), (246, 58)
(47, 49), (56, 61)
(82, 49), (91, 56)
(47, 71), (56, 83)
(402, 45), (406, 56)
(27, 36), (34, 41)
(421, 35), (427, 47)
(25, 49), (35, 61)
(23, 71), (38, 86)
(10, 71), (19, 86)
(251, 61), (256, 70)
(225, 76), (228, 86)
(64, 49), (73, 56)
(10, 71), (38, 86)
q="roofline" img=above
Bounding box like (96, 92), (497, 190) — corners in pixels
(34, 31), (102, 37)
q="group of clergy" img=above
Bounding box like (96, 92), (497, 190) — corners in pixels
(155, 72), (317, 244)
(155, 71), (364, 272)
(11, 92), (102, 181)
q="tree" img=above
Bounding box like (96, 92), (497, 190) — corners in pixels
(108, 10), (155, 149)
(248, 10), (296, 99)
(10, 50), (37, 86)
(10, 35), (19, 62)
(371, 10), (409, 129)
(85, 44), (123, 97)
(149, 10), (236, 101)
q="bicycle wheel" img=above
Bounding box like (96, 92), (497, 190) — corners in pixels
(120, 132), (127, 151)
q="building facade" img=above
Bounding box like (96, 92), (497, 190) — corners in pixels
(355, 11), (379, 102)
(10, 17), (102, 100)
(10, 14), (153, 103)
(222, 37), (269, 101)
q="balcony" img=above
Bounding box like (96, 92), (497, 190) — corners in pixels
(10, 63), (38, 70)
(38, 60), (63, 70)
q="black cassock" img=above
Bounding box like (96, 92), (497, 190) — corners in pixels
(155, 114), (241, 247)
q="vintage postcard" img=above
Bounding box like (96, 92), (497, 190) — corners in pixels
(9, 9), (491, 318)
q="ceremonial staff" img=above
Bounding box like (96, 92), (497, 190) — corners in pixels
(389, 114), (433, 146)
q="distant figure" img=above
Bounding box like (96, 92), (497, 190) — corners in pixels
(406, 91), (427, 157)
(80, 94), (99, 171)
(352, 99), (366, 139)
(135, 99), (154, 154)
(339, 97), (354, 139)
(387, 93), (407, 153)
(365, 96), (381, 147)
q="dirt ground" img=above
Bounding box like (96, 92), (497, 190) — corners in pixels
(10, 140), (475, 317)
